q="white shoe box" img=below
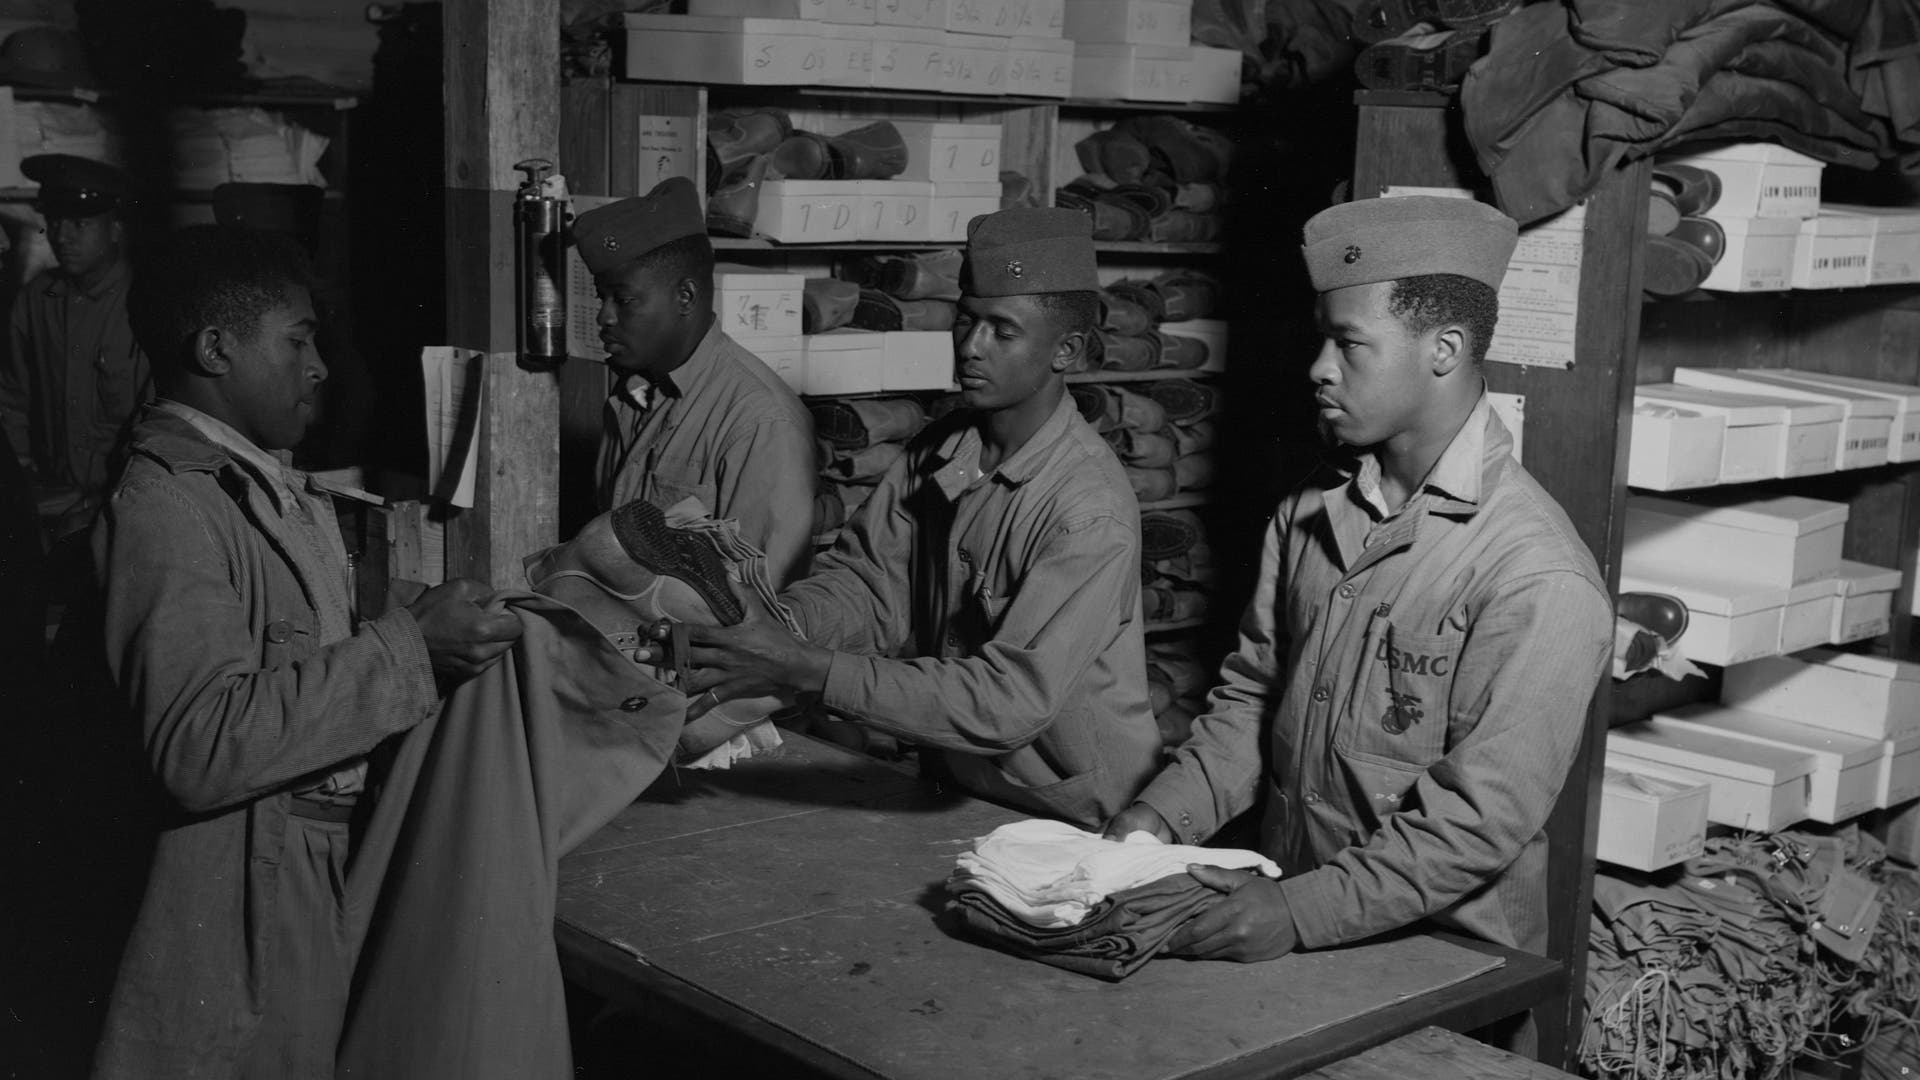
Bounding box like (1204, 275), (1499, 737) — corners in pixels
(871, 25), (950, 91)
(1071, 43), (1193, 102)
(1006, 35), (1074, 96)
(1663, 143), (1824, 219)
(1634, 384), (1789, 484)
(756, 181), (862, 243)
(1823, 204), (1920, 285)
(688, 0), (876, 23)
(1654, 704), (1883, 824)
(1700, 214), (1802, 292)
(1618, 570), (1785, 667)
(1792, 211), (1876, 289)
(1827, 560), (1901, 644)
(738, 333), (807, 394)
(1607, 721), (1814, 833)
(1750, 368), (1920, 464)
(929, 180), (1002, 241)
(1671, 368), (1846, 475)
(1189, 45), (1242, 104)
(624, 15), (823, 84)
(1624, 493), (1847, 589)
(817, 23), (878, 85)
(888, 121), (1002, 182)
(1597, 754), (1712, 871)
(803, 330), (885, 395)
(877, 0), (1060, 34)
(713, 265), (804, 338)
(1063, 0), (1192, 46)
(942, 32), (1008, 94)
(1628, 395), (1725, 490)
(876, 0), (948, 29)
(1720, 648), (1920, 741)
(1727, 369), (1894, 469)
(1780, 578), (1836, 655)
(1879, 732), (1920, 809)
(882, 331), (955, 391)
(853, 181), (934, 241)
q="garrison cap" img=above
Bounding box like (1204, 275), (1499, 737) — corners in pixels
(572, 176), (706, 276)
(24, 153), (130, 219)
(962, 207), (1099, 297)
(1302, 195), (1518, 292)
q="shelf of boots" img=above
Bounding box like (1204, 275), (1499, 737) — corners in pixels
(711, 236), (1221, 255)
(703, 84), (1238, 116)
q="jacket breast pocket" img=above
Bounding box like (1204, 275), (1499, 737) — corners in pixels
(646, 467), (717, 517)
(1337, 619), (1461, 771)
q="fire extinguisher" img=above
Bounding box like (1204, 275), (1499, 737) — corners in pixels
(513, 157), (568, 364)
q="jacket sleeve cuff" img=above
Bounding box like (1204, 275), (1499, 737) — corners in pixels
(1135, 775), (1214, 846)
(1278, 870), (1342, 950)
(366, 606), (439, 725)
(819, 649), (868, 717)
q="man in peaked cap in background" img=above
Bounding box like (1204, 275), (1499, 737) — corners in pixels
(656, 207), (1162, 829)
(573, 175), (816, 587)
(1105, 194), (1611, 1049)
(0, 152), (148, 540)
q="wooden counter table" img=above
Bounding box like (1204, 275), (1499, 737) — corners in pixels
(556, 734), (1563, 1079)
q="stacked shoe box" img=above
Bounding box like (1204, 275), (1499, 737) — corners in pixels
(1823, 204), (1920, 285)
(1596, 752), (1712, 871)
(714, 263), (808, 392)
(1657, 143), (1823, 293)
(1720, 650), (1920, 815)
(750, 118), (1003, 244)
(1672, 367), (1893, 472)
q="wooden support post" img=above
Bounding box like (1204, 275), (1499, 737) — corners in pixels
(441, 0), (563, 587)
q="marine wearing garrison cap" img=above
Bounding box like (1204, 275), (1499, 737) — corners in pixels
(961, 206), (1101, 297)
(571, 176), (707, 276)
(1301, 194), (1518, 293)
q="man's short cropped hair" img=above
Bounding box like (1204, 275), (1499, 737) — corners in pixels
(614, 233), (715, 296)
(1030, 289), (1099, 338)
(1386, 273), (1499, 365)
(130, 225), (314, 381)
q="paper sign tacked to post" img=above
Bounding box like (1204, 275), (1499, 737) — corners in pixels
(1382, 186), (1585, 370)
(420, 346), (484, 508)
(636, 114), (696, 193)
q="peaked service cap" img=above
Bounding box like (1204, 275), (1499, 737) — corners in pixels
(963, 207), (1099, 297)
(1302, 195), (1518, 292)
(24, 153), (131, 218)
(572, 176), (706, 276)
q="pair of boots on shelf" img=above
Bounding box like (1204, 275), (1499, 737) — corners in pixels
(1069, 381), (1218, 502)
(1642, 163), (1728, 298)
(1057, 116), (1235, 243)
(1066, 273), (1221, 376)
(705, 108), (909, 237)
(1351, 0), (1518, 91)
(801, 250), (963, 334)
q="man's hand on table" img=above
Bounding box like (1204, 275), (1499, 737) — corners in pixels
(1163, 868), (1300, 963)
(1102, 802), (1175, 844)
(633, 603), (833, 720)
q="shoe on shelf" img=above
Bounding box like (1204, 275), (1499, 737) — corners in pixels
(1074, 128), (1153, 185)
(1099, 289), (1155, 336)
(802, 277), (860, 334)
(1668, 215), (1726, 265)
(1114, 115), (1234, 185)
(1617, 591), (1689, 644)
(705, 155), (769, 238)
(1650, 163), (1722, 218)
(768, 131), (834, 180)
(1000, 169), (1039, 209)
(1354, 24), (1489, 91)
(707, 108), (792, 180)
(1351, 0), (1515, 44)
(851, 289), (957, 332)
(826, 120), (908, 181)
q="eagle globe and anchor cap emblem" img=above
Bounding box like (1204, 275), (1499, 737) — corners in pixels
(1005, 259), (1023, 278)
(1343, 244), (1362, 264)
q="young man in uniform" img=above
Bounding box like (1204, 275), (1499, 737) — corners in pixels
(91, 226), (524, 1078)
(0, 153), (148, 539)
(1106, 196), (1612, 1001)
(658, 207), (1163, 829)
(575, 176), (816, 586)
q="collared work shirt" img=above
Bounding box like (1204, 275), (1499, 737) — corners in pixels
(597, 323), (815, 587)
(785, 394), (1163, 829)
(0, 260), (149, 497)
(1137, 397), (1612, 953)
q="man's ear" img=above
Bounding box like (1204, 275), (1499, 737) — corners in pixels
(1050, 327), (1089, 374)
(190, 327), (230, 377)
(674, 275), (701, 317)
(1430, 324), (1468, 377)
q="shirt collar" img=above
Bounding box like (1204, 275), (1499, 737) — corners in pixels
(613, 321), (723, 409)
(931, 394), (1079, 499)
(1347, 392), (1496, 520)
(152, 398), (300, 510)
(47, 256), (132, 302)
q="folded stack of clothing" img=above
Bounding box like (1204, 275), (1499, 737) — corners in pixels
(808, 396), (932, 536)
(946, 818), (1281, 980)
(1056, 115), (1234, 243)
(1583, 826), (1920, 1080)
(1350, 0), (1517, 93)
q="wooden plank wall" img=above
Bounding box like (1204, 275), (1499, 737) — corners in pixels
(442, 0), (562, 587)
(1351, 91), (1646, 1069)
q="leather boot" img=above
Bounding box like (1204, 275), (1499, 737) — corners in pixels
(827, 120), (908, 180)
(705, 156), (769, 238)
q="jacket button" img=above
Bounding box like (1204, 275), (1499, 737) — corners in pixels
(958, 549), (972, 563)
(620, 696), (648, 712)
(265, 620), (293, 644)
(1312, 685), (1330, 703)
(1375, 602), (1392, 617)
(1337, 583), (1355, 599)
(1305, 790), (1321, 804)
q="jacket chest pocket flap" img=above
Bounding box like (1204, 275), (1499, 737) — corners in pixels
(260, 616), (316, 666)
(1338, 618), (1462, 770)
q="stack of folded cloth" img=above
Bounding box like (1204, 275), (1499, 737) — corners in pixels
(809, 396), (932, 535)
(1054, 115), (1234, 244)
(1069, 377), (1217, 505)
(946, 818), (1281, 980)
